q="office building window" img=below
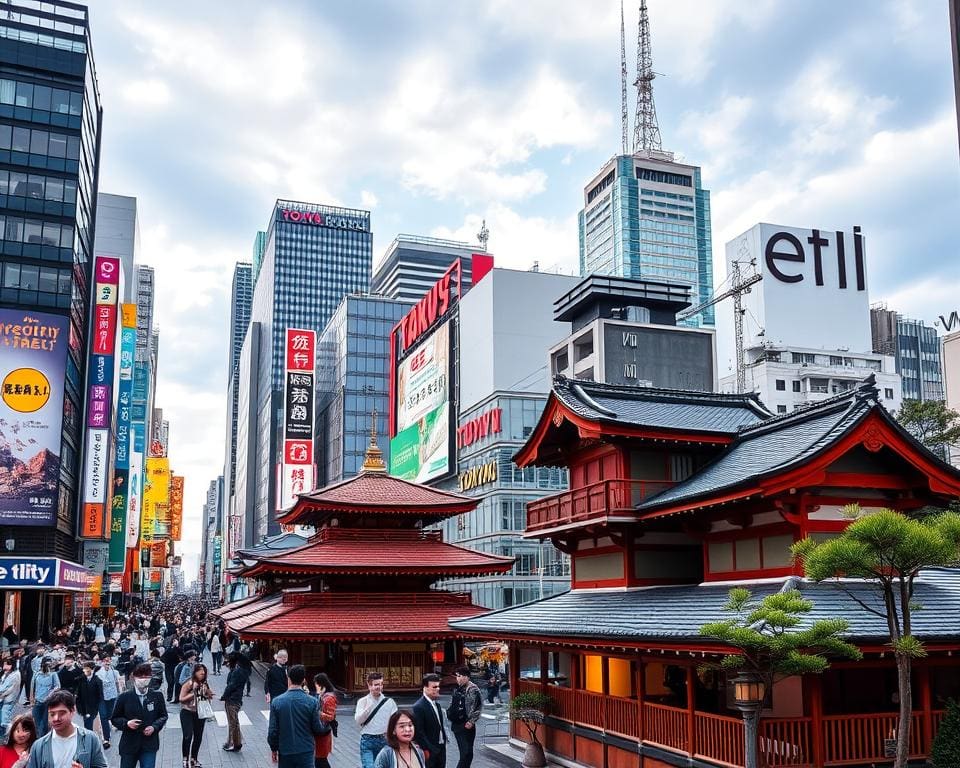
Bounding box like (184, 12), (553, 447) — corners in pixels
(792, 381), (801, 393)
(775, 379), (786, 391)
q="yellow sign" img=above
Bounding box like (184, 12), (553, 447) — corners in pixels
(458, 460), (498, 492)
(121, 303), (137, 329)
(142, 457), (170, 540)
(1, 368), (51, 412)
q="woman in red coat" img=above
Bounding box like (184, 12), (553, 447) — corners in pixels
(311, 673), (338, 768)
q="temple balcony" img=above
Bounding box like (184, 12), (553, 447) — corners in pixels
(525, 478), (675, 537)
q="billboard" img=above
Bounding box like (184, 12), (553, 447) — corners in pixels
(124, 428), (143, 548)
(81, 256), (120, 539)
(726, 224), (871, 352)
(279, 328), (315, 510)
(0, 309), (69, 526)
(169, 475), (183, 541)
(109, 311), (136, 572)
(141, 457), (169, 542)
(390, 320), (452, 482)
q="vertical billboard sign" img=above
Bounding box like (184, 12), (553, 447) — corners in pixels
(141, 457), (169, 543)
(0, 309), (69, 525)
(279, 328), (315, 511)
(108, 305), (136, 572)
(81, 256), (120, 539)
(389, 320), (452, 482)
(169, 475), (183, 541)
(125, 425), (142, 548)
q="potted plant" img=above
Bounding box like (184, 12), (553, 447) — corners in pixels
(510, 691), (553, 768)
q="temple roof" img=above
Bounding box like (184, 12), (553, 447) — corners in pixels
(450, 568), (960, 646)
(638, 378), (960, 515)
(227, 589), (490, 640)
(235, 532), (308, 559)
(242, 528), (514, 578)
(278, 471), (477, 526)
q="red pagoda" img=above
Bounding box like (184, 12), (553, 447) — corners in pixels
(218, 432), (513, 692)
(453, 375), (960, 768)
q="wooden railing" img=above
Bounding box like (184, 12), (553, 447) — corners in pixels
(760, 718), (814, 767)
(549, 685), (576, 722)
(823, 712), (924, 765)
(695, 711), (745, 768)
(575, 690), (605, 730)
(605, 696), (640, 738)
(643, 701), (688, 754)
(525, 478), (675, 533)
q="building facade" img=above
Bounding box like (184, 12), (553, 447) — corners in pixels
(238, 200), (372, 544)
(578, 151), (713, 327)
(93, 193), (138, 301)
(0, 0), (102, 635)
(316, 294), (411, 485)
(871, 305), (944, 402)
(371, 234), (489, 302)
(945, 330), (960, 467)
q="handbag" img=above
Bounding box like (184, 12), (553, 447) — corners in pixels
(197, 693), (215, 721)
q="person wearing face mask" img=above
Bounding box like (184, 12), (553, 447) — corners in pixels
(110, 664), (168, 768)
(76, 663), (104, 735)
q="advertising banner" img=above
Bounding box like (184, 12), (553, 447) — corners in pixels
(82, 541), (109, 607)
(390, 321), (452, 482)
(124, 430), (143, 548)
(109, 315), (136, 572)
(279, 328), (315, 510)
(0, 557), (92, 591)
(169, 475), (183, 541)
(141, 457), (169, 542)
(0, 309), (69, 526)
(149, 540), (167, 568)
(81, 256), (120, 540)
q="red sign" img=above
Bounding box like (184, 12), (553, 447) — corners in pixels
(285, 329), (315, 371)
(399, 260), (461, 352)
(92, 304), (116, 355)
(282, 209), (324, 225)
(95, 257), (120, 285)
(457, 408), (502, 449)
(284, 439), (313, 465)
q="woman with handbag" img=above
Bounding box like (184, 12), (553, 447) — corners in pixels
(311, 673), (338, 768)
(178, 663), (213, 768)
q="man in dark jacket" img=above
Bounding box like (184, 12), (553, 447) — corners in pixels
(160, 642), (183, 703)
(76, 662), (104, 733)
(57, 654), (83, 697)
(412, 673), (448, 768)
(264, 648), (288, 704)
(447, 668), (482, 768)
(220, 653), (250, 752)
(110, 663), (168, 768)
(267, 665), (324, 768)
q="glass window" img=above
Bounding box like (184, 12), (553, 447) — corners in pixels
(0, 171), (7, 195)
(38, 266), (58, 293)
(0, 80), (14, 105)
(51, 88), (70, 114)
(0, 125), (10, 149)
(46, 177), (63, 201)
(32, 85), (51, 111)
(24, 220), (42, 244)
(12, 127), (30, 152)
(65, 136), (79, 160)
(69, 91), (82, 116)
(792, 381), (801, 393)
(47, 133), (66, 158)
(15, 81), (32, 108)
(2, 263), (19, 288)
(19, 264), (38, 289)
(57, 269), (70, 294)
(9, 172), (26, 196)
(775, 379), (786, 391)
(5, 217), (23, 241)
(27, 174), (44, 198)
(41, 222), (59, 246)
(29, 130), (47, 155)
(63, 180), (76, 204)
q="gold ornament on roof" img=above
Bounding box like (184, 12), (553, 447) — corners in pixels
(361, 408), (387, 473)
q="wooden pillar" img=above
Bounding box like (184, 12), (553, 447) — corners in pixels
(686, 664), (697, 758)
(601, 656), (610, 730)
(637, 659), (646, 742)
(540, 647), (549, 690)
(918, 663), (933, 753)
(808, 674), (825, 768)
(508, 644), (520, 697)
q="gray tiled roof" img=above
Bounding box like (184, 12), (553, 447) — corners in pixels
(554, 377), (769, 435)
(639, 396), (870, 511)
(236, 532), (307, 558)
(450, 568), (960, 643)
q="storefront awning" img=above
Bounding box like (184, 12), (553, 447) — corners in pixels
(0, 556), (93, 592)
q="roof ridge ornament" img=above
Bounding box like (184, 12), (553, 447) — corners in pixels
(360, 408), (387, 473)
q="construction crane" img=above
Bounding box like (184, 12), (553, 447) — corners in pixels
(677, 263), (762, 394)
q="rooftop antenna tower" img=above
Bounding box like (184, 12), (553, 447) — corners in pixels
(620, 0), (629, 154)
(477, 219), (490, 252)
(632, 0), (662, 152)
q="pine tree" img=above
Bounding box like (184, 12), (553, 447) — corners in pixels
(930, 699), (960, 768)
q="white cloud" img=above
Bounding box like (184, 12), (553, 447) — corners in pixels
(120, 78), (171, 108)
(360, 190), (379, 209)
(678, 94), (753, 173)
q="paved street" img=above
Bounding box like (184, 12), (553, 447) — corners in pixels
(24, 662), (517, 768)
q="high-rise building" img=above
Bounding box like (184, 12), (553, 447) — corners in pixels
(200, 476), (223, 596)
(578, 151), (714, 327)
(251, 230), (266, 287)
(0, 0), (102, 633)
(223, 263), (252, 505)
(871, 305), (944, 402)
(371, 234), (489, 302)
(94, 193), (139, 301)
(237, 200), (372, 543)
(316, 294), (411, 485)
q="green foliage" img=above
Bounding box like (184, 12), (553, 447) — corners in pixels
(896, 399), (960, 453)
(931, 699), (960, 768)
(698, 587), (861, 686)
(510, 691), (553, 718)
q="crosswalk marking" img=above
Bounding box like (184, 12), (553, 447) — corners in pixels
(164, 709), (252, 729)
(213, 711), (227, 727)
(261, 709), (270, 722)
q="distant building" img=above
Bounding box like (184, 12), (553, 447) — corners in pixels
(944, 330), (960, 467)
(871, 305), (944, 402)
(371, 234), (489, 302)
(578, 151), (714, 327)
(95, 194), (140, 302)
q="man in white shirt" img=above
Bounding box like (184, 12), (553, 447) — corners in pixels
(354, 672), (397, 768)
(26, 689), (107, 768)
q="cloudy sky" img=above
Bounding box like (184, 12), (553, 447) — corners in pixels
(87, 0), (960, 574)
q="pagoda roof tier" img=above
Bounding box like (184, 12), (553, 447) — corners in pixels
(242, 527), (514, 578)
(227, 589), (490, 641)
(235, 532), (308, 559)
(636, 376), (960, 518)
(278, 471), (477, 527)
(451, 568), (960, 649)
(515, 376), (771, 468)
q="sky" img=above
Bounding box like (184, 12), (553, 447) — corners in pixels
(86, 0), (960, 575)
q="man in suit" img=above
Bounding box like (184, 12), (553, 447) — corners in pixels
(264, 648), (289, 704)
(267, 664), (325, 768)
(27, 689), (107, 768)
(110, 663), (168, 768)
(411, 673), (447, 768)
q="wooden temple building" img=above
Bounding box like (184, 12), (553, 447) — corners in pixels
(452, 375), (960, 768)
(215, 436), (513, 692)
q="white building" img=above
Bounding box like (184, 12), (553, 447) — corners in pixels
(720, 223), (902, 413)
(944, 331), (960, 467)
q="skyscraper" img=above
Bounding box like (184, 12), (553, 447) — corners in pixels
(236, 200), (372, 543)
(0, 0), (101, 632)
(871, 305), (945, 403)
(94, 193), (139, 301)
(578, 152), (714, 326)
(371, 234), (489, 302)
